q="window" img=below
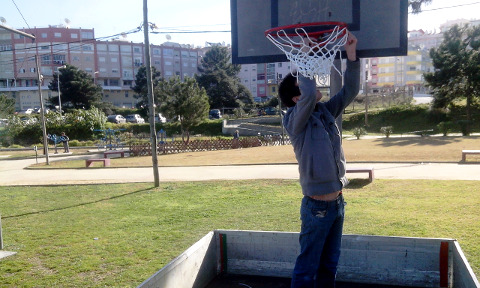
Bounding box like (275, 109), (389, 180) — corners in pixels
(41, 46), (49, 50)
(41, 33), (47, 38)
(133, 47), (141, 53)
(112, 69), (119, 73)
(41, 66), (52, 75)
(0, 44), (12, 51)
(73, 56), (80, 61)
(153, 49), (160, 55)
(123, 80), (133, 86)
(71, 33), (78, 39)
(41, 55), (50, 65)
(85, 68), (93, 72)
(110, 79), (119, 86)
(53, 54), (66, 64)
(81, 31), (94, 39)
(111, 57), (118, 62)
(54, 32), (62, 38)
(134, 58), (142, 67)
(30, 68), (36, 73)
(108, 45), (119, 52)
(163, 49), (173, 56)
(70, 44), (82, 51)
(99, 57), (106, 62)
(96, 44), (107, 51)
(82, 45), (93, 51)
(125, 92), (129, 98)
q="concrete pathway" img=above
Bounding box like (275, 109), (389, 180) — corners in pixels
(1, 156), (480, 186)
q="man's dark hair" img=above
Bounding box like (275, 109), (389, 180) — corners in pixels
(278, 73), (301, 108)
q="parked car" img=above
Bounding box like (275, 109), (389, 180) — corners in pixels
(107, 114), (127, 124)
(209, 109), (222, 119)
(154, 113), (167, 123)
(16, 108), (34, 115)
(264, 107), (277, 115)
(126, 114), (145, 123)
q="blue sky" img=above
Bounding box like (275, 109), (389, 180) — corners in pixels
(1, 0), (480, 47)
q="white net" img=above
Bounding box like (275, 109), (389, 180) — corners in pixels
(266, 24), (348, 85)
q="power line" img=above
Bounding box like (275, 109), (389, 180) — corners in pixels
(412, 1), (480, 13)
(10, 0), (30, 29)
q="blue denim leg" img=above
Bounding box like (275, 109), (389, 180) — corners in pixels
(291, 195), (345, 288)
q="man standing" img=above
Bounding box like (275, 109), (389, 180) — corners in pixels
(61, 132), (70, 153)
(278, 31), (360, 288)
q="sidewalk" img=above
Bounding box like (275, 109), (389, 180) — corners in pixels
(1, 156), (480, 186)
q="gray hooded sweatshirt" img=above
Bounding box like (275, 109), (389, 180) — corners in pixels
(283, 59), (360, 196)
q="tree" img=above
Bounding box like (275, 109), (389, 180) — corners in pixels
(48, 64), (102, 110)
(158, 76), (209, 143)
(409, 0), (432, 13)
(196, 46), (253, 110)
(424, 24), (480, 132)
(132, 65), (162, 117)
(0, 93), (15, 118)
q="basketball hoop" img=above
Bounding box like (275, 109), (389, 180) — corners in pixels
(265, 22), (348, 85)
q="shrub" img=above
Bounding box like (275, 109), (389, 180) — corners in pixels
(380, 126), (393, 138)
(69, 139), (81, 147)
(437, 121), (454, 136)
(352, 127), (367, 140)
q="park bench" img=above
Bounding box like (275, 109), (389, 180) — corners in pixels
(85, 158), (111, 168)
(103, 150), (128, 158)
(403, 129), (434, 137)
(346, 167), (375, 182)
(461, 150), (480, 162)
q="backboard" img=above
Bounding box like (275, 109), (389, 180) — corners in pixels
(230, 0), (408, 64)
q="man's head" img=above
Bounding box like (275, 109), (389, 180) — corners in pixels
(278, 73), (301, 108)
(279, 73), (324, 108)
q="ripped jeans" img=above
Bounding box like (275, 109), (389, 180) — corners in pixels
(291, 195), (345, 288)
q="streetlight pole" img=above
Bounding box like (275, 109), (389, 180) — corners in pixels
(56, 65), (66, 115)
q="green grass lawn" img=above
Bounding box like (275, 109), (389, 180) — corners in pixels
(0, 179), (479, 287)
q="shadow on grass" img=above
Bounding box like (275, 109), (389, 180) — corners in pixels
(346, 179), (372, 189)
(2, 187), (155, 219)
(372, 136), (469, 147)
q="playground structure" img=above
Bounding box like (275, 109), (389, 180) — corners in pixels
(94, 128), (126, 150)
(47, 134), (67, 154)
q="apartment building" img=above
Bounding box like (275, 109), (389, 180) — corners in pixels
(238, 61), (291, 103)
(0, 26), (200, 110)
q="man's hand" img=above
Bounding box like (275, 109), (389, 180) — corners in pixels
(344, 31), (357, 61)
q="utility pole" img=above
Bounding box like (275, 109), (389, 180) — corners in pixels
(143, 0), (160, 187)
(365, 80), (369, 127)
